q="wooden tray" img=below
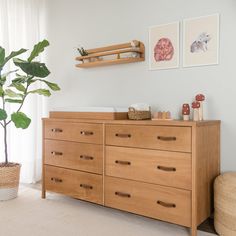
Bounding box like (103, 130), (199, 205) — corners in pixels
(49, 111), (128, 120)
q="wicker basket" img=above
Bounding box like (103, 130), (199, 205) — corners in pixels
(0, 163), (21, 201)
(128, 107), (151, 120)
(214, 172), (236, 235)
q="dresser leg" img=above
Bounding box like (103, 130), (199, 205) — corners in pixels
(42, 189), (46, 199)
(191, 226), (197, 236)
(42, 191), (46, 199)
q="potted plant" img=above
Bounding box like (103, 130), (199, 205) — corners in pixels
(0, 39), (60, 201)
(77, 46), (90, 63)
(77, 46), (102, 63)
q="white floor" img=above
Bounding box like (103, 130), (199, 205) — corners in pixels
(0, 187), (214, 236)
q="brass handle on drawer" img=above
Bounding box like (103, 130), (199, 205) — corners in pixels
(115, 191), (131, 198)
(157, 200), (176, 208)
(115, 133), (131, 138)
(157, 166), (176, 172)
(115, 160), (131, 165)
(80, 184), (93, 190)
(51, 151), (63, 156)
(51, 128), (63, 133)
(80, 155), (94, 160)
(80, 131), (94, 136)
(51, 177), (63, 183)
(157, 136), (176, 141)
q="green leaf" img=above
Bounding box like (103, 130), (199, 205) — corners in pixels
(5, 89), (23, 98)
(38, 79), (60, 91)
(27, 79), (36, 85)
(0, 86), (4, 97)
(28, 39), (49, 62)
(0, 76), (6, 86)
(0, 108), (7, 120)
(5, 98), (23, 104)
(13, 74), (30, 84)
(0, 47), (5, 66)
(13, 58), (50, 78)
(10, 83), (25, 92)
(28, 89), (51, 97)
(11, 112), (31, 129)
(3, 48), (27, 67)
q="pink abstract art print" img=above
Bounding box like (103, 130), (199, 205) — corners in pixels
(154, 38), (174, 62)
(149, 22), (179, 70)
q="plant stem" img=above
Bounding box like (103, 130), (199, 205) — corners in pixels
(3, 120), (8, 164)
(1, 96), (8, 164)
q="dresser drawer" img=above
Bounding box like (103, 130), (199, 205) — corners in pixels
(105, 146), (191, 189)
(105, 125), (191, 152)
(44, 140), (103, 174)
(105, 177), (191, 227)
(44, 165), (103, 204)
(44, 121), (103, 144)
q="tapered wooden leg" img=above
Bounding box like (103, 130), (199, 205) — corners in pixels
(191, 226), (197, 236)
(41, 189), (46, 199)
(41, 176), (46, 199)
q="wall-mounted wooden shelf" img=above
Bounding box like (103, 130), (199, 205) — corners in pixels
(75, 40), (145, 68)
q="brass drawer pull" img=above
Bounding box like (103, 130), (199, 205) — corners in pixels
(157, 166), (176, 172)
(115, 133), (131, 138)
(80, 155), (94, 160)
(115, 160), (131, 165)
(51, 128), (63, 133)
(80, 131), (94, 136)
(51, 177), (63, 183)
(157, 200), (176, 208)
(80, 184), (93, 190)
(157, 136), (176, 141)
(115, 191), (131, 198)
(51, 151), (63, 156)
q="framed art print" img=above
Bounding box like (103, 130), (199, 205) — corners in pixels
(183, 14), (220, 67)
(149, 22), (179, 70)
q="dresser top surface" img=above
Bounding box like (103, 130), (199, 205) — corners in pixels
(43, 117), (220, 127)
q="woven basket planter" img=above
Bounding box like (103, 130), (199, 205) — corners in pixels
(214, 172), (236, 236)
(128, 107), (151, 120)
(0, 163), (21, 201)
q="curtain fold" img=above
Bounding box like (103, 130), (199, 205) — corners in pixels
(0, 0), (44, 183)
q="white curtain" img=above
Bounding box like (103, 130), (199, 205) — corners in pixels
(0, 0), (45, 183)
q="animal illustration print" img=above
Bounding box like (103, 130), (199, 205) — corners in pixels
(190, 32), (211, 53)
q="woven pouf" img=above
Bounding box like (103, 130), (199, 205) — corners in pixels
(214, 172), (236, 236)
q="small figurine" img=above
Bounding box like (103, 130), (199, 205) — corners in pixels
(152, 111), (172, 120)
(195, 94), (205, 121)
(182, 104), (190, 121)
(192, 101), (201, 121)
(165, 111), (171, 119)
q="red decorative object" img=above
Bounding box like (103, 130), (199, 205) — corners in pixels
(182, 104), (190, 115)
(154, 38), (174, 62)
(195, 94), (205, 102)
(192, 101), (200, 121)
(192, 101), (200, 109)
(195, 94), (205, 121)
(182, 103), (190, 121)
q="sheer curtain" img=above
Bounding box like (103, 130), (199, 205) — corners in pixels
(0, 0), (45, 183)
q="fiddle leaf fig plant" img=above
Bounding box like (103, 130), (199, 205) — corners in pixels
(0, 39), (60, 166)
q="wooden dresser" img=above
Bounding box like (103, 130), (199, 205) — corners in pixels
(42, 115), (220, 236)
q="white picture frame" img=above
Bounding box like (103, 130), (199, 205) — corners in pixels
(149, 22), (179, 70)
(183, 14), (220, 67)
